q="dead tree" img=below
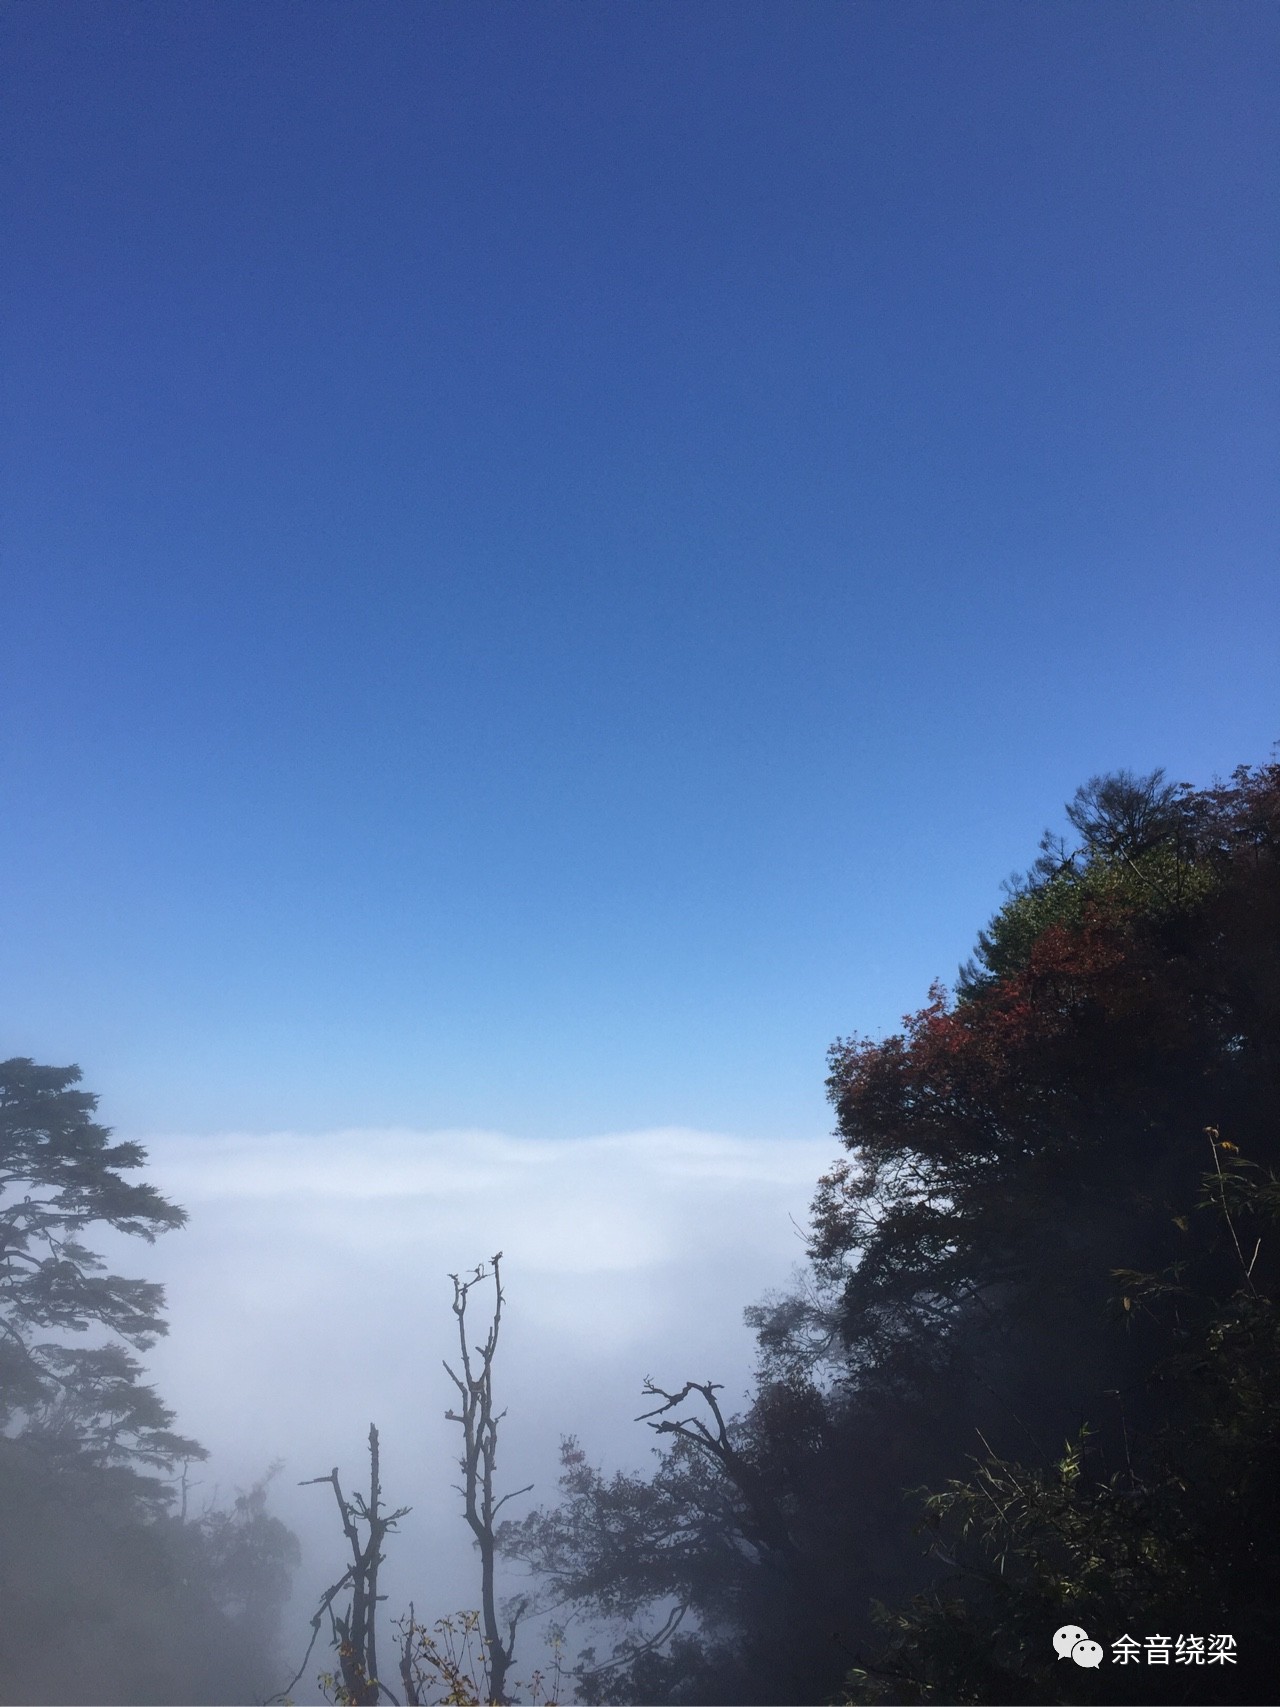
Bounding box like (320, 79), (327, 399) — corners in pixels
(276, 1424), (410, 1705)
(443, 1253), (532, 1705)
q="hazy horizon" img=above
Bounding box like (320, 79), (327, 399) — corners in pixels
(3, 2), (1276, 1700)
(116, 1122), (835, 1694)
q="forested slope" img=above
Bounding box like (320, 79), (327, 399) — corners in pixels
(505, 761), (1280, 1706)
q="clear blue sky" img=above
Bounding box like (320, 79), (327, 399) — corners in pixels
(3, 1), (1276, 1141)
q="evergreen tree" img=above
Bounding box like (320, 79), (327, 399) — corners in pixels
(0, 1056), (201, 1479)
(0, 1057), (299, 1703)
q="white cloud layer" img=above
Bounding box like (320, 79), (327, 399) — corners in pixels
(114, 1125), (835, 1695)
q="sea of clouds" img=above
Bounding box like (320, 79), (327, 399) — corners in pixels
(114, 1125), (834, 1695)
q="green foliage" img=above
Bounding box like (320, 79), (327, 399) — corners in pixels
(959, 768), (1210, 995)
(963, 838), (1216, 993)
(847, 1151), (1280, 1704)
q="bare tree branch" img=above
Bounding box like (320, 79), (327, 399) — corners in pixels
(285, 1426), (409, 1704)
(444, 1253), (530, 1704)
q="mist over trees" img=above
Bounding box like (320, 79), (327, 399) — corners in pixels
(279, 1258), (543, 1707)
(4, 757), (1277, 1705)
(500, 760), (1280, 1705)
(0, 1060), (299, 1703)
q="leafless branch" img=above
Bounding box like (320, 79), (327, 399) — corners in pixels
(286, 1426), (408, 1705)
(444, 1253), (529, 1704)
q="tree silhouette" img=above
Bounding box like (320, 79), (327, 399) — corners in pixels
(444, 1254), (532, 1706)
(504, 758), (1280, 1705)
(0, 1058), (298, 1703)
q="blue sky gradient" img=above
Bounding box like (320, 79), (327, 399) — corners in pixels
(3, 0), (1276, 1140)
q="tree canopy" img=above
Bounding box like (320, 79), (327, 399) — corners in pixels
(0, 1056), (203, 1481)
(503, 758), (1280, 1704)
(0, 1057), (299, 1703)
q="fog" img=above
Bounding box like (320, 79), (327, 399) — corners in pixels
(117, 1126), (834, 1694)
